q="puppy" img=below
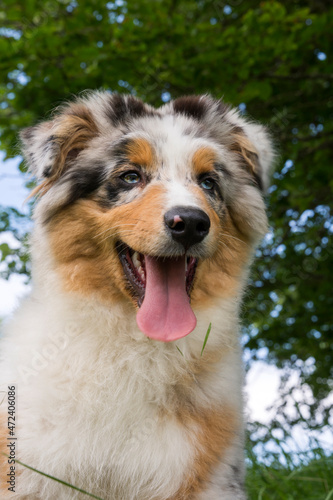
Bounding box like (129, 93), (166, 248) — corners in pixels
(0, 93), (273, 499)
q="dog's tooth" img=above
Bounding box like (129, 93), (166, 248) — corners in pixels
(138, 266), (145, 282)
(132, 252), (140, 270)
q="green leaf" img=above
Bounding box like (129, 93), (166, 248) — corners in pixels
(201, 323), (212, 356)
(1, 455), (104, 500)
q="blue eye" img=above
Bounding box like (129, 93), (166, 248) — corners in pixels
(121, 172), (141, 184)
(200, 178), (215, 190)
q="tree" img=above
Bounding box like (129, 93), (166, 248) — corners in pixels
(0, 0), (332, 439)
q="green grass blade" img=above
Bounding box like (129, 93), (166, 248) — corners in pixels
(325, 489), (333, 500)
(1, 454), (104, 500)
(201, 323), (212, 356)
(176, 345), (184, 356)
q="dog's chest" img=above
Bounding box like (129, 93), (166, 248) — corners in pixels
(24, 344), (197, 498)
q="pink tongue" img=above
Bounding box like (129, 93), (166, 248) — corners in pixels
(136, 255), (197, 342)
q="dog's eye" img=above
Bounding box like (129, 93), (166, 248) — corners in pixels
(200, 178), (215, 191)
(121, 171), (141, 184)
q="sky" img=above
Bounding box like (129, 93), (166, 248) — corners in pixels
(0, 153), (332, 459)
(0, 152), (29, 208)
(0, 153), (30, 314)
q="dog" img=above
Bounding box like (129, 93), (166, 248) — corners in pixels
(0, 93), (273, 499)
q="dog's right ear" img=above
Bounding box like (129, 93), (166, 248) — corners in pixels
(20, 103), (99, 195)
(20, 121), (58, 180)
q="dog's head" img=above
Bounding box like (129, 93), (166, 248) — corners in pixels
(21, 93), (274, 341)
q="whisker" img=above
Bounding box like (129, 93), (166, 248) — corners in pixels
(98, 228), (152, 245)
(116, 215), (147, 223)
(217, 241), (228, 251)
(98, 230), (135, 244)
(93, 223), (138, 239)
(219, 232), (246, 245)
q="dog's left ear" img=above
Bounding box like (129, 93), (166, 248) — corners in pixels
(229, 119), (274, 193)
(20, 103), (99, 195)
(171, 95), (274, 192)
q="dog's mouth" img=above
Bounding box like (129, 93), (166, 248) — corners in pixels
(117, 242), (198, 342)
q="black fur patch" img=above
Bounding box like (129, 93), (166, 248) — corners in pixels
(20, 126), (35, 142)
(62, 163), (106, 207)
(216, 100), (231, 116)
(46, 134), (56, 143)
(105, 94), (154, 126)
(41, 136), (57, 177)
(105, 176), (137, 205)
(231, 125), (243, 135)
(106, 94), (128, 126)
(105, 181), (121, 205)
(252, 169), (264, 191)
(110, 137), (133, 161)
(214, 163), (233, 179)
(173, 96), (208, 120)
(43, 165), (53, 178)
(126, 96), (148, 119)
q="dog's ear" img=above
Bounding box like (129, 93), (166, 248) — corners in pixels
(229, 120), (274, 193)
(20, 103), (99, 195)
(171, 95), (274, 192)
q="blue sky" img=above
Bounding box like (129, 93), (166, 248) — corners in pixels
(0, 152), (29, 209)
(0, 153), (30, 316)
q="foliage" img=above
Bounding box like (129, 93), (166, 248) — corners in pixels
(0, 206), (30, 278)
(246, 445), (333, 500)
(5, 443), (333, 499)
(0, 0), (332, 434)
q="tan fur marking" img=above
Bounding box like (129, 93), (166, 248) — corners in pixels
(192, 147), (217, 176)
(188, 186), (251, 310)
(49, 185), (166, 307)
(126, 138), (155, 168)
(231, 133), (259, 177)
(192, 212), (250, 309)
(49, 201), (126, 305)
(170, 406), (238, 499)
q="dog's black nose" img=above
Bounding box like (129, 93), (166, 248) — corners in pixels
(164, 206), (210, 249)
